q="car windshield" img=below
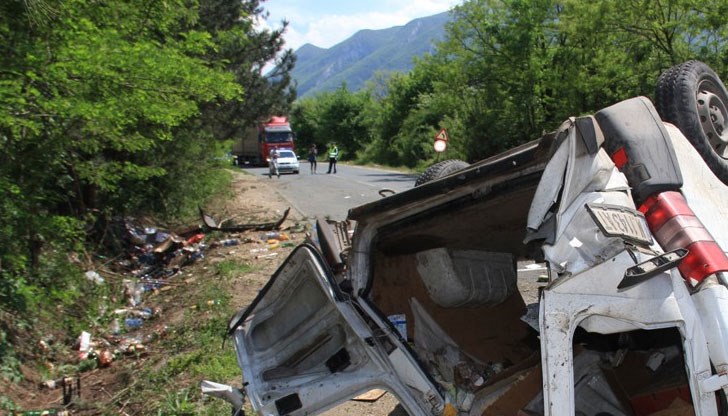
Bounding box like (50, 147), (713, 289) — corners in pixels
(279, 151), (295, 158)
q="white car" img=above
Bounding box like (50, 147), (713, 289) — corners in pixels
(205, 61), (728, 416)
(274, 149), (300, 174)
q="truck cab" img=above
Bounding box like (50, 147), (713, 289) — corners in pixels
(259, 116), (295, 165)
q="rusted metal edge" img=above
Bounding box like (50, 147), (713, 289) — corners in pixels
(199, 206), (291, 232)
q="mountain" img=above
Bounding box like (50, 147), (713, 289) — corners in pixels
(291, 12), (450, 98)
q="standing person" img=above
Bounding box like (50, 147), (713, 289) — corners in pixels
(307, 144), (318, 174)
(326, 142), (339, 174)
(268, 148), (280, 178)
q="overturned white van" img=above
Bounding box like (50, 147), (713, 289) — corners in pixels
(205, 61), (728, 416)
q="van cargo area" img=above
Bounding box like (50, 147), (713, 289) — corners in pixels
(362, 176), (694, 415)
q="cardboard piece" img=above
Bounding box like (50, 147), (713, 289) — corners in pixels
(352, 389), (387, 402)
(602, 349), (692, 416)
(478, 365), (542, 416)
(647, 397), (693, 416)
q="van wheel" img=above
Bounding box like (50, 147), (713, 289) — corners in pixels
(414, 159), (470, 187)
(655, 60), (728, 184)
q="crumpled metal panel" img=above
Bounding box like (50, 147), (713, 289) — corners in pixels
(526, 115), (632, 277)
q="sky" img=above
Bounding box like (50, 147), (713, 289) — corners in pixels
(257, 0), (462, 51)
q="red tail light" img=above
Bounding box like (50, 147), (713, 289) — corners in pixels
(639, 191), (728, 286)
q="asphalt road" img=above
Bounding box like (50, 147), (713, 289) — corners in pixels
(239, 161), (418, 220)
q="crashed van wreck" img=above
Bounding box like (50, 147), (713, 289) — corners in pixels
(204, 60), (728, 415)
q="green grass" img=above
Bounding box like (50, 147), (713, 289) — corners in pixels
(107, 266), (249, 414)
(214, 259), (255, 279)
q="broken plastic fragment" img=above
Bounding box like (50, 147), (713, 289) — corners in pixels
(201, 380), (245, 408)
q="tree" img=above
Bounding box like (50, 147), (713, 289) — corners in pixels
(296, 0), (728, 167)
(1, 0), (236, 267)
(408, 0), (728, 163)
(195, 0), (297, 140)
(419, 0), (561, 161)
(0, 0), (302, 379)
(360, 68), (440, 166)
(290, 97), (321, 151)
(304, 85), (371, 160)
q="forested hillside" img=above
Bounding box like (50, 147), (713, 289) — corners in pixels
(291, 12), (450, 97)
(291, 0), (728, 171)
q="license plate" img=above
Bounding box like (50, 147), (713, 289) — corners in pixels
(586, 203), (653, 246)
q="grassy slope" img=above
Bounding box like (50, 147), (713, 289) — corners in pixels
(0, 171), (302, 415)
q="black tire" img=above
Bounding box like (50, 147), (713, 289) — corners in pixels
(414, 159), (470, 187)
(655, 60), (728, 184)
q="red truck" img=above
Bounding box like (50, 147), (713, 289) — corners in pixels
(232, 116), (295, 166)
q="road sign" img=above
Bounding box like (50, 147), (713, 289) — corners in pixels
(434, 128), (448, 152)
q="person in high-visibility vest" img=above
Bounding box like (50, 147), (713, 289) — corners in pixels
(326, 143), (339, 174)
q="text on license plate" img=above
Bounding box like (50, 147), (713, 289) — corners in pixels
(585, 203), (653, 246)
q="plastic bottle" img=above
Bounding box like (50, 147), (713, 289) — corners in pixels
(261, 232), (281, 240)
(125, 318), (143, 329)
(15, 410), (71, 416)
(186, 233), (205, 245)
(110, 318), (121, 335)
(129, 307), (154, 319)
(221, 238), (239, 246)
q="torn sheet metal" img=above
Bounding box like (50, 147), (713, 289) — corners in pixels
(199, 206), (290, 232)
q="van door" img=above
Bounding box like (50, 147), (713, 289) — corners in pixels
(226, 244), (443, 415)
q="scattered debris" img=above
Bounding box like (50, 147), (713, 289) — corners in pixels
(38, 376), (78, 391)
(37, 375), (80, 406)
(27, 208), (306, 414)
(84, 270), (104, 284)
(13, 409), (71, 416)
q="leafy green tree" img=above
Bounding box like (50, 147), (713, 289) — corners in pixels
(406, 0), (728, 164)
(195, 0), (297, 139)
(0, 0), (295, 378)
(430, 0), (561, 160)
(360, 68), (440, 166)
(306, 85), (372, 160)
(289, 0), (728, 168)
(290, 97), (321, 151)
